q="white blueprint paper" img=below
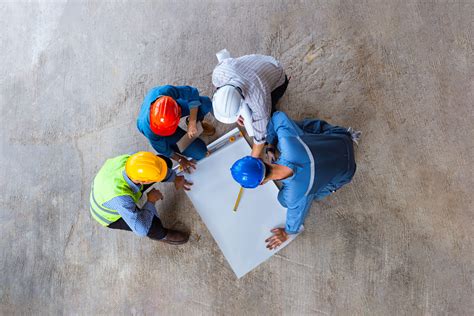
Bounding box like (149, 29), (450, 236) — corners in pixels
(184, 129), (298, 278)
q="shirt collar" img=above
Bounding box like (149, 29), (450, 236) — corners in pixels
(122, 170), (142, 193)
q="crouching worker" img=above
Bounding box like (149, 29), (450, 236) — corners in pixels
(230, 112), (360, 250)
(212, 50), (289, 158)
(137, 85), (216, 173)
(90, 152), (193, 245)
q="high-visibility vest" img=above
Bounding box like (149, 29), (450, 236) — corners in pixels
(89, 155), (142, 226)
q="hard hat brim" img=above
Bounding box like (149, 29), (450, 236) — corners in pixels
(213, 107), (239, 124)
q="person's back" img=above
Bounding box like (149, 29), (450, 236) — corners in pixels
(269, 112), (356, 206)
(230, 111), (359, 248)
(213, 54), (284, 90)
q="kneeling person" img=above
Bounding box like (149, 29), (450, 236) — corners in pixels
(230, 112), (359, 250)
(137, 85), (215, 172)
(90, 152), (192, 244)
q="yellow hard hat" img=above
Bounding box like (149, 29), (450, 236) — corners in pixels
(125, 152), (168, 182)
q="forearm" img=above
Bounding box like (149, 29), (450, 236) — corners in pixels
(189, 107), (198, 123)
(105, 197), (154, 237)
(171, 152), (185, 163)
(126, 203), (157, 237)
(142, 201), (159, 218)
(251, 142), (265, 158)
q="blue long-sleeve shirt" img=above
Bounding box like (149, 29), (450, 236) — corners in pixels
(136, 85), (204, 157)
(267, 112), (356, 234)
(103, 163), (176, 237)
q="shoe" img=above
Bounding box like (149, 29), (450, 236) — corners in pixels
(159, 229), (189, 245)
(201, 121), (216, 137)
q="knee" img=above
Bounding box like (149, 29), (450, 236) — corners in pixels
(183, 139), (208, 160)
(199, 97), (213, 115)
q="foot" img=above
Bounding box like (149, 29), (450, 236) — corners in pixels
(201, 121), (216, 137)
(159, 229), (189, 245)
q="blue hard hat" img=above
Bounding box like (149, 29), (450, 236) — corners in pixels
(230, 156), (266, 188)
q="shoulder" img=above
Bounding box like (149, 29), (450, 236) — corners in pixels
(145, 85), (176, 99)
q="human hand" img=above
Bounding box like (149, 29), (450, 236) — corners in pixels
(265, 146), (276, 163)
(187, 121), (198, 138)
(237, 115), (245, 127)
(265, 228), (289, 250)
(178, 157), (197, 173)
(266, 151), (275, 163)
(147, 188), (163, 203)
(174, 175), (193, 191)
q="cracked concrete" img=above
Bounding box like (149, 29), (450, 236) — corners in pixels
(1, 1), (473, 315)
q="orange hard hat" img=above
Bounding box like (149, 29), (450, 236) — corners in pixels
(149, 96), (181, 136)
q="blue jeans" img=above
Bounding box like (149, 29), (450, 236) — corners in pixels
(170, 96), (213, 160)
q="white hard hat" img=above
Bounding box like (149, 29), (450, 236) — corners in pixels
(212, 85), (243, 124)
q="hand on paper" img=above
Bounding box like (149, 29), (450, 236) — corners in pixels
(147, 188), (163, 203)
(187, 121), (198, 138)
(179, 158), (197, 173)
(265, 228), (288, 250)
(236, 115), (245, 127)
(174, 175), (193, 191)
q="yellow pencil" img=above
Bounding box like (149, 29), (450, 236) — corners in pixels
(233, 187), (244, 212)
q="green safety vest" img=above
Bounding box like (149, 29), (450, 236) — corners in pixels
(90, 154), (142, 226)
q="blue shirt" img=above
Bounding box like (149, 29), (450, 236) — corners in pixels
(267, 112), (356, 234)
(136, 85), (204, 157)
(102, 167), (176, 237)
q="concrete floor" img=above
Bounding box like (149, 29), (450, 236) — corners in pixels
(1, 1), (473, 315)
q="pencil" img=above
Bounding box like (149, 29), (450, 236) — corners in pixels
(233, 187), (244, 212)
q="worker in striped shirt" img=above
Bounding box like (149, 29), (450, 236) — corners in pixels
(212, 49), (289, 158)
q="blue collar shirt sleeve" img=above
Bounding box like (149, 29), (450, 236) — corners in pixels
(266, 111), (304, 144)
(267, 111), (313, 234)
(276, 160), (312, 234)
(102, 172), (155, 237)
(280, 194), (313, 234)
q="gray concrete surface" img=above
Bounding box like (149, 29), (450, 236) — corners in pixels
(1, 1), (473, 315)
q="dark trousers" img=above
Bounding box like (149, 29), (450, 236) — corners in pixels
(108, 217), (167, 240)
(270, 75), (289, 114)
(107, 183), (167, 240)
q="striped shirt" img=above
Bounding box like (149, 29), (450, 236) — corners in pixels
(212, 54), (286, 144)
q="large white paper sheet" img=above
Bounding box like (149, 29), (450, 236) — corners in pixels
(184, 129), (298, 278)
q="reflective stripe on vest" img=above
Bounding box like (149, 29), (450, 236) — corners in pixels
(89, 185), (120, 226)
(89, 155), (142, 226)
